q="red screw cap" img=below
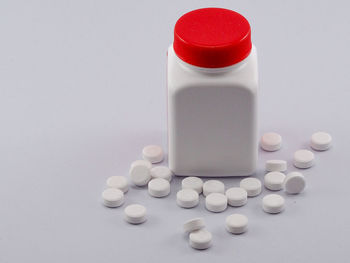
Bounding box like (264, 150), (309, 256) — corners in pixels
(173, 8), (252, 68)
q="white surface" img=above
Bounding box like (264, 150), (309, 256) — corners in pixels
(189, 229), (212, 250)
(176, 189), (199, 208)
(240, 178), (262, 197)
(205, 193), (228, 213)
(293, 149), (315, 168)
(102, 188), (124, 208)
(311, 132), (332, 151)
(225, 187), (248, 207)
(150, 166), (173, 181)
(1, 1), (349, 262)
(203, 180), (225, 196)
(142, 145), (164, 163)
(262, 194), (285, 214)
(129, 160), (152, 186)
(183, 218), (205, 233)
(167, 45), (258, 177)
(260, 132), (282, 151)
(148, 178), (170, 197)
(225, 214), (248, 234)
(265, 160), (287, 172)
(284, 172), (306, 194)
(106, 176), (129, 193)
(264, 172), (286, 191)
(181, 176), (203, 194)
(124, 204), (147, 224)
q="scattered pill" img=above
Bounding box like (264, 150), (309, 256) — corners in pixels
(142, 145), (164, 163)
(265, 160), (287, 172)
(102, 188), (124, 208)
(124, 204), (147, 224)
(177, 189), (199, 208)
(183, 218), (205, 233)
(260, 132), (282, 151)
(262, 194), (285, 214)
(205, 193), (227, 213)
(189, 229), (212, 250)
(150, 166), (173, 181)
(182, 176), (203, 194)
(129, 160), (152, 186)
(106, 176), (129, 193)
(311, 132), (332, 151)
(225, 214), (248, 234)
(225, 187), (248, 207)
(264, 172), (286, 191)
(294, 149), (314, 168)
(240, 178), (262, 197)
(148, 178), (170, 197)
(284, 172), (306, 194)
(203, 180), (225, 196)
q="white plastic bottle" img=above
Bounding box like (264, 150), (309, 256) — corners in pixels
(167, 8), (258, 177)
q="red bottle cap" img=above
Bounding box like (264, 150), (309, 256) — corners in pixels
(173, 8), (252, 68)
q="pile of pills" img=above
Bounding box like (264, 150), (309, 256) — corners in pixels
(100, 131), (332, 250)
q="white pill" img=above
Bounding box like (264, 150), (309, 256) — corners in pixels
(148, 178), (170, 197)
(240, 178), (262, 197)
(142, 145), (164, 163)
(225, 214), (248, 234)
(265, 160), (287, 172)
(205, 193), (227, 213)
(311, 132), (332, 151)
(225, 187), (248, 207)
(182, 177), (203, 194)
(262, 194), (285, 214)
(264, 172), (286, 191)
(102, 188), (124, 208)
(124, 204), (147, 224)
(189, 229), (212, 250)
(294, 149), (314, 168)
(284, 172), (306, 194)
(183, 218), (205, 233)
(260, 132), (282, 151)
(177, 189), (199, 208)
(129, 160), (152, 186)
(106, 176), (129, 193)
(150, 166), (173, 181)
(203, 180), (225, 196)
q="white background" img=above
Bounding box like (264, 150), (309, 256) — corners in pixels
(1, 0), (349, 262)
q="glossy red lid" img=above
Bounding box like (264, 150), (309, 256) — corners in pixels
(173, 8), (252, 68)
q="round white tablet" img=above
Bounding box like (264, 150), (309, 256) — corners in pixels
(311, 132), (332, 151)
(129, 160), (152, 186)
(265, 160), (287, 172)
(225, 214), (248, 234)
(284, 172), (306, 194)
(150, 166), (173, 181)
(225, 187), (248, 207)
(264, 172), (286, 191)
(189, 229), (212, 250)
(177, 189), (199, 208)
(205, 193), (227, 213)
(182, 177), (203, 194)
(124, 204), (147, 224)
(260, 132), (282, 151)
(262, 194), (285, 214)
(148, 178), (170, 197)
(142, 145), (164, 163)
(183, 218), (205, 233)
(240, 178), (262, 197)
(203, 180), (225, 196)
(294, 149), (314, 168)
(102, 188), (124, 208)
(106, 176), (129, 193)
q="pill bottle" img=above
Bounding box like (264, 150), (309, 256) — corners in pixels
(167, 8), (258, 177)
